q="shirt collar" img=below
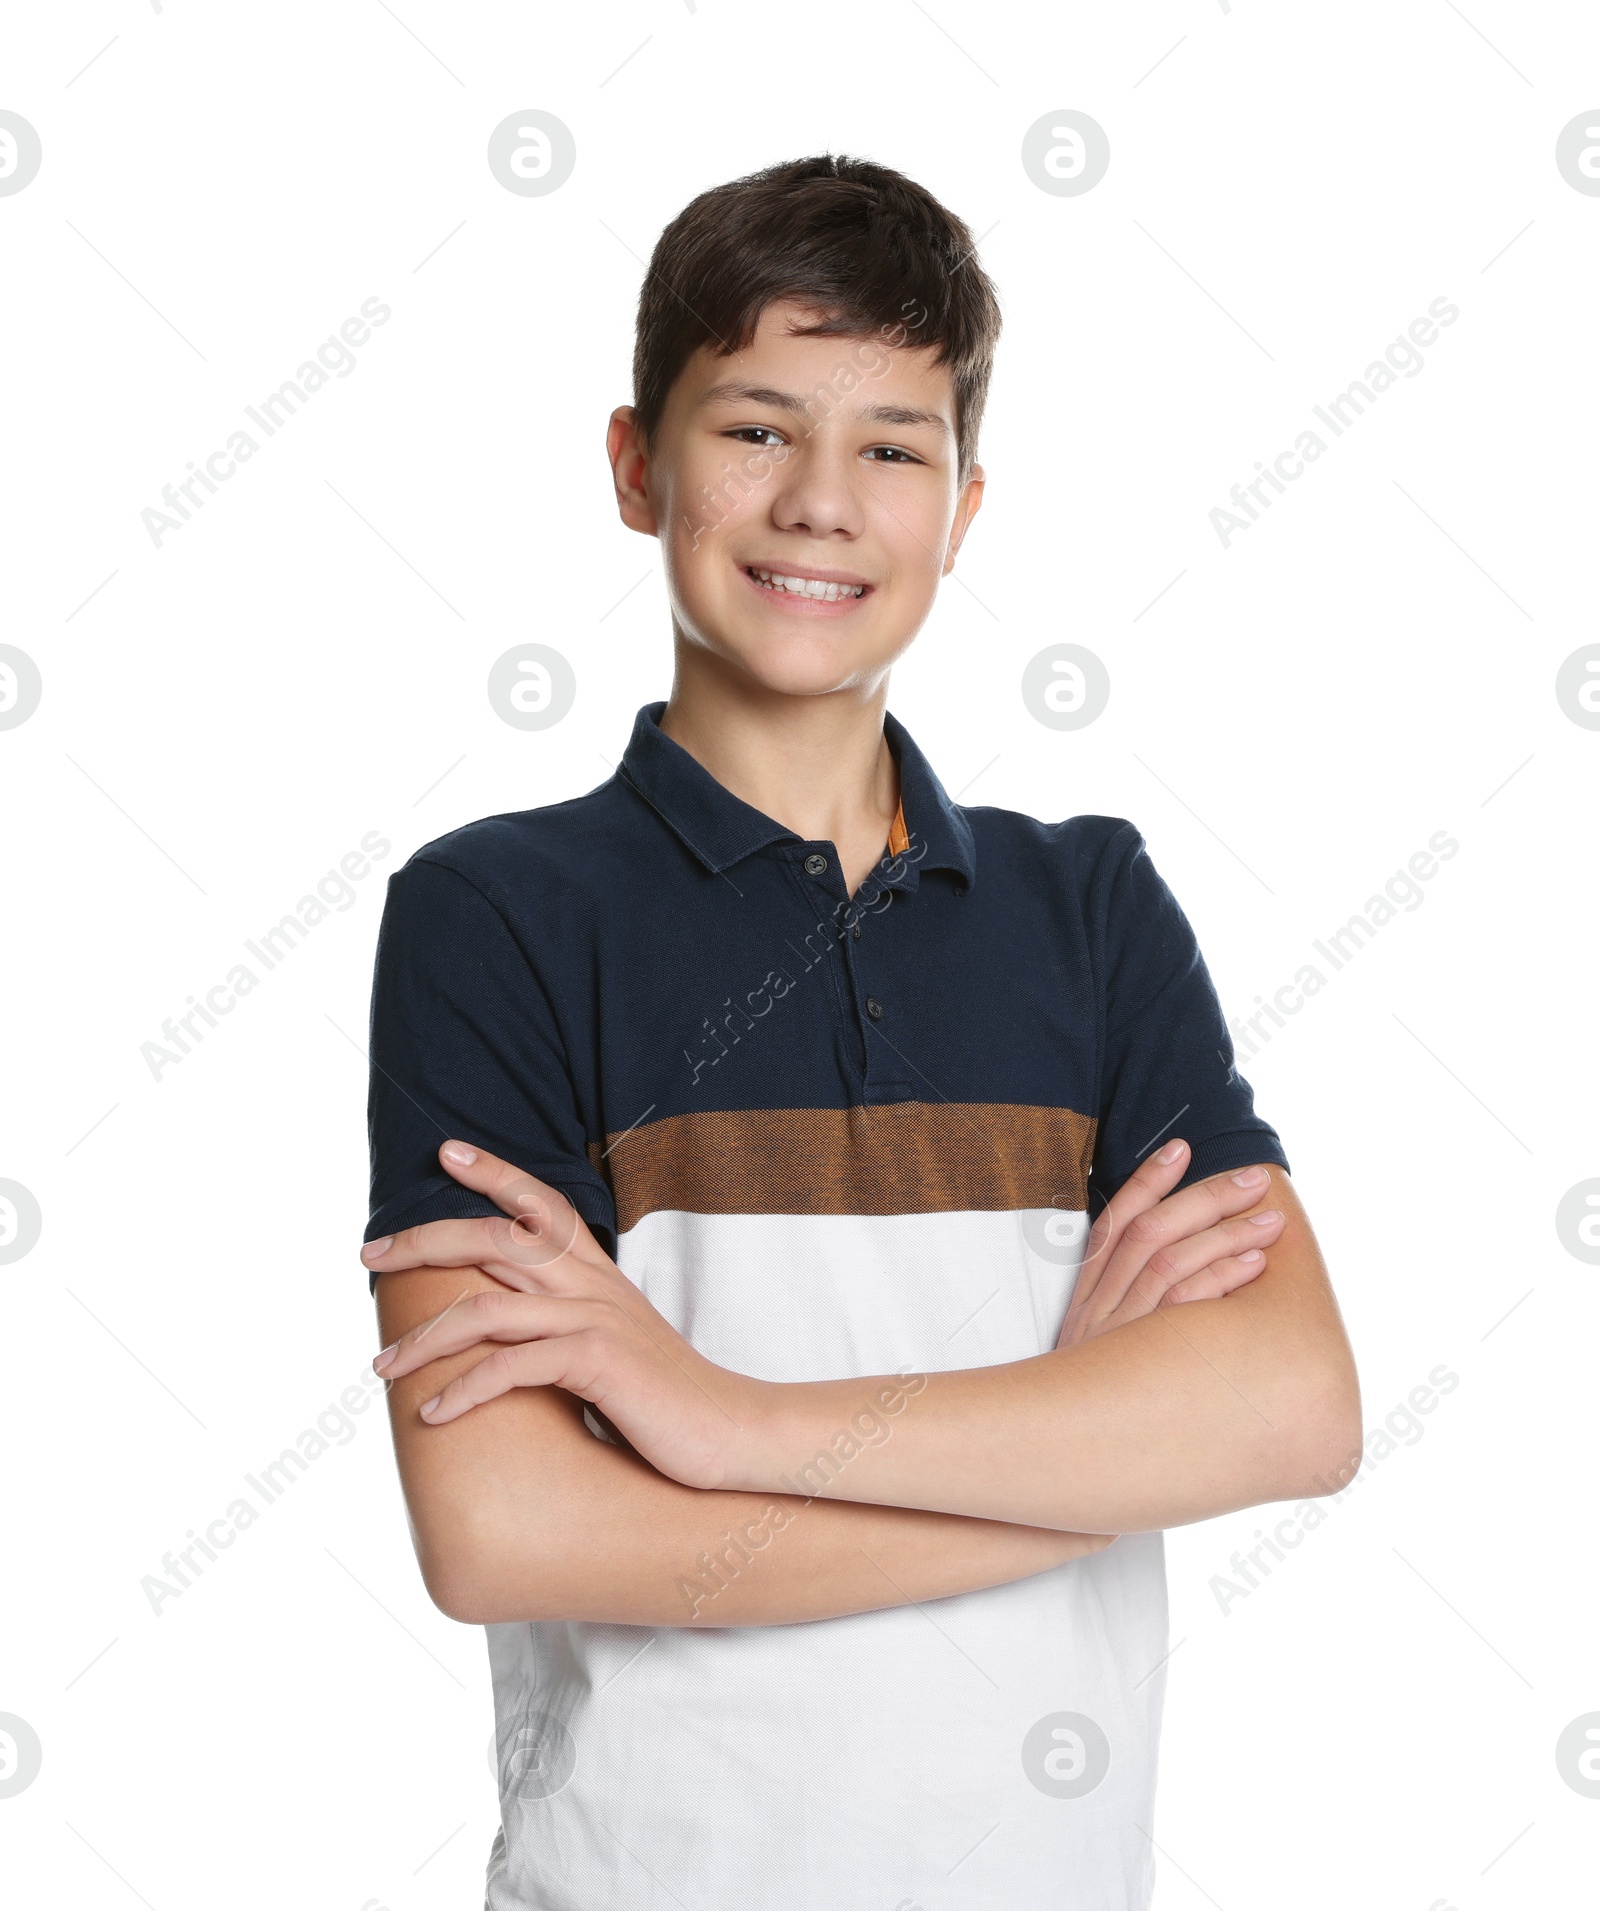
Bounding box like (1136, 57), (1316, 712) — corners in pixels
(616, 700), (976, 895)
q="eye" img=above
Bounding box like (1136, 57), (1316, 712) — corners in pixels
(864, 445), (922, 465)
(724, 426), (786, 448)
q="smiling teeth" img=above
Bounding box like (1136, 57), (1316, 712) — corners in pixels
(750, 568), (865, 601)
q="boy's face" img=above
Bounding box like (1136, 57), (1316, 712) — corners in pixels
(608, 299), (984, 700)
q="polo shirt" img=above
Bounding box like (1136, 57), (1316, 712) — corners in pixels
(364, 698), (1290, 1911)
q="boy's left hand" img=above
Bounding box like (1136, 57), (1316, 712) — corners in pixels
(1057, 1139), (1284, 1349)
(363, 1141), (763, 1492)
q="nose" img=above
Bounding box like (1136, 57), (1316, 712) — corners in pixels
(768, 430), (865, 541)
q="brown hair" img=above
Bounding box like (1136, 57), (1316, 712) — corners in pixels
(631, 154), (1002, 485)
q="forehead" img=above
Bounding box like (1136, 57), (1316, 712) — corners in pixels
(679, 297), (955, 422)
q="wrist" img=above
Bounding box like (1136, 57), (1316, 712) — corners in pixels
(714, 1374), (792, 1494)
(717, 1368), (929, 1498)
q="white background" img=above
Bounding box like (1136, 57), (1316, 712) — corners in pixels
(3, 2), (1597, 1906)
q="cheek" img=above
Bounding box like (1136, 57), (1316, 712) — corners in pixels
(660, 524), (713, 609)
(658, 505), (750, 639)
(882, 531), (947, 601)
(868, 483), (957, 583)
(666, 457), (764, 553)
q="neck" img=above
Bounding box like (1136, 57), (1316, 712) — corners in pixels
(658, 647), (900, 897)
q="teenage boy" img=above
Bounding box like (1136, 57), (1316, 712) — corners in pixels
(360, 155), (1360, 1911)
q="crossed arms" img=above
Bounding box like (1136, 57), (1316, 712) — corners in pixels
(366, 1137), (1361, 1627)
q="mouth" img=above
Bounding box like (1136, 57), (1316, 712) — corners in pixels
(741, 564), (871, 605)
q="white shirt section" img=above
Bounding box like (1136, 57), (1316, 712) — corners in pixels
(625, 1205), (1086, 1382)
(485, 1208), (1168, 1911)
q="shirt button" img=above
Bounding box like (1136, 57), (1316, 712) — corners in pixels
(865, 996), (884, 1019)
(851, 923), (861, 940)
(804, 853), (828, 876)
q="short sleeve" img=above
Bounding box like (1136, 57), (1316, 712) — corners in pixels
(363, 855), (618, 1291)
(1088, 823), (1289, 1215)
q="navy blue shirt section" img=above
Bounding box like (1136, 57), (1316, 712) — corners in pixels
(1086, 824), (1286, 1208)
(364, 702), (1288, 1287)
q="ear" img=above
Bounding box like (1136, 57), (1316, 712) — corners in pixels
(941, 462), (986, 574)
(607, 405), (658, 537)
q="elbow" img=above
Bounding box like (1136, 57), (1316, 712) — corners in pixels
(425, 1572), (493, 1628)
(412, 1507), (512, 1625)
(417, 1526), (568, 1627)
(417, 1538), (495, 1625)
(1279, 1360), (1364, 1501)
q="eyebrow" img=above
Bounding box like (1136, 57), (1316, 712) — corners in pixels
(698, 380), (952, 436)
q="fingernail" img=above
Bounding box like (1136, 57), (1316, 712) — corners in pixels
(419, 1395), (441, 1417)
(1158, 1140), (1186, 1164)
(1250, 1210), (1282, 1226)
(362, 1236), (392, 1262)
(1231, 1167), (1268, 1188)
(1238, 1248), (1263, 1265)
(373, 1343), (397, 1372)
(441, 1140), (477, 1165)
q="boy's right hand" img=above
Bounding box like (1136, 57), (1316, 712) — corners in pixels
(1056, 1140), (1286, 1349)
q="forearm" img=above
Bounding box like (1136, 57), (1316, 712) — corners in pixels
(378, 1265), (1105, 1627)
(731, 1327), (1292, 1532)
(459, 1405), (1109, 1627)
(727, 1270), (1360, 1534)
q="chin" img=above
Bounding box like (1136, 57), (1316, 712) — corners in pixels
(730, 653), (872, 700)
(679, 611), (881, 696)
